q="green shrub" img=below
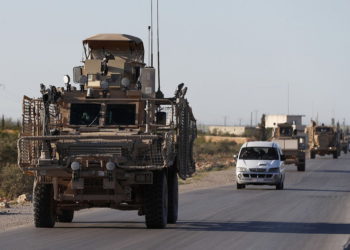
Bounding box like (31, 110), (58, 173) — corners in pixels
(0, 131), (18, 166)
(0, 164), (34, 199)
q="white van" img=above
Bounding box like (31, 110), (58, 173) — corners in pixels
(235, 141), (285, 190)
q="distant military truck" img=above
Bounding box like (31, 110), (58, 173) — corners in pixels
(270, 123), (306, 171)
(17, 34), (197, 229)
(308, 123), (340, 159)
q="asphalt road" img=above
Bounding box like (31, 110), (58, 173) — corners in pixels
(1, 155), (350, 250)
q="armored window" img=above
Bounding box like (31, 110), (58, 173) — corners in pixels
(70, 103), (100, 125)
(106, 104), (136, 125)
(316, 127), (331, 133)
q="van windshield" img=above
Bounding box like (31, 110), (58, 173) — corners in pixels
(239, 147), (279, 160)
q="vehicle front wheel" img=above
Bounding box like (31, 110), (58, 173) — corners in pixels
(145, 170), (168, 229)
(236, 183), (245, 189)
(276, 182), (284, 190)
(33, 183), (56, 228)
(167, 168), (178, 224)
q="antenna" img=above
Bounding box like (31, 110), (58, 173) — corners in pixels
(148, 26), (151, 66)
(156, 0), (164, 98)
(150, 0), (154, 67)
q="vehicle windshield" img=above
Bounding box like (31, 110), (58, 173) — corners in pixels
(279, 127), (293, 136)
(70, 103), (100, 125)
(106, 104), (136, 125)
(239, 147), (279, 160)
(316, 127), (331, 133)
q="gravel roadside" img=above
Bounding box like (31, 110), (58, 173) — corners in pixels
(0, 166), (236, 232)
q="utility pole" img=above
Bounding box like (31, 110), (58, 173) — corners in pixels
(287, 83), (290, 115)
(250, 112), (253, 127)
(224, 116), (227, 127)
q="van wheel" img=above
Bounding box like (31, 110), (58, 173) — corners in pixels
(236, 183), (245, 189)
(276, 182), (284, 190)
(145, 170), (168, 229)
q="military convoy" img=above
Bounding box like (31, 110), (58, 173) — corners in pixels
(270, 123), (306, 171)
(307, 122), (340, 159)
(17, 34), (196, 229)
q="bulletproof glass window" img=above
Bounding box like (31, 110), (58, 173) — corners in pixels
(106, 104), (136, 125)
(70, 104), (100, 125)
(239, 147), (279, 160)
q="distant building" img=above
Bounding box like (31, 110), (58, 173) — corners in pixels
(265, 114), (305, 131)
(208, 126), (257, 136)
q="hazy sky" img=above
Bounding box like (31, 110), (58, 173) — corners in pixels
(0, 0), (349, 125)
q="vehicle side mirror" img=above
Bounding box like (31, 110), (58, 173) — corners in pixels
(73, 66), (83, 83)
(233, 154), (237, 160)
(280, 155), (286, 161)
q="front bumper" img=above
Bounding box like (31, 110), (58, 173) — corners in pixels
(236, 171), (283, 185)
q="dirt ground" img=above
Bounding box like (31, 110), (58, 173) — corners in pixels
(0, 167), (236, 232)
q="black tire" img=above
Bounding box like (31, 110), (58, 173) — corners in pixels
(236, 183), (245, 189)
(310, 151), (315, 159)
(33, 183), (56, 228)
(297, 163), (305, 172)
(57, 209), (74, 223)
(145, 170), (168, 229)
(167, 168), (178, 224)
(276, 182), (284, 190)
(333, 151), (338, 159)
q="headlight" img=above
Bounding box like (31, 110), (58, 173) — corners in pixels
(237, 167), (248, 172)
(121, 77), (130, 88)
(71, 161), (80, 171)
(106, 161), (116, 171)
(268, 167), (280, 173)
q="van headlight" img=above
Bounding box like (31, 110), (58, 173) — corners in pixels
(237, 167), (248, 172)
(268, 168), (280, 173)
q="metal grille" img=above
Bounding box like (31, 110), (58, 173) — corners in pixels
(19, 97), (44, 168)
(137, 141), (164, 166)
(249, 168), (266, 172)
(57, 142), (123, 158)
(176, 99), (197, 179)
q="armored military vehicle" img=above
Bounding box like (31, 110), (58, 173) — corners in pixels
(308, 122), (340, 159)
(17, 34), (196, 229)
(270, 123), (306, 171)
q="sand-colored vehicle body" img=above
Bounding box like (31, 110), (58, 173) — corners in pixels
(270, 123), (306, 171)
(17, 34), (196, 228)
